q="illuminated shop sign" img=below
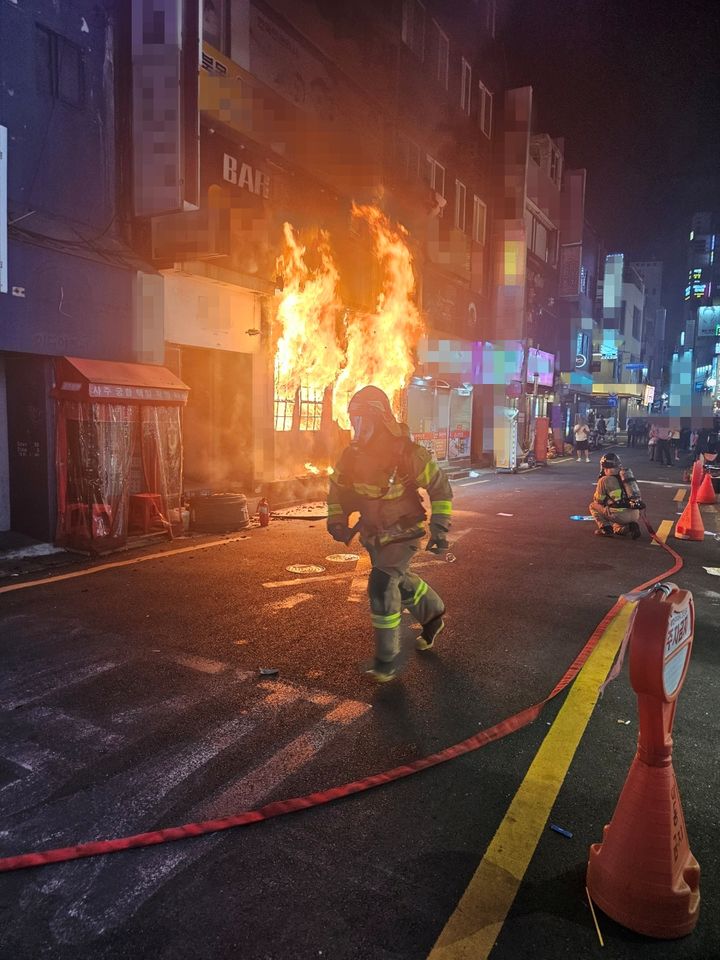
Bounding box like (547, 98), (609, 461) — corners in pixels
(697, 305), (720, 337)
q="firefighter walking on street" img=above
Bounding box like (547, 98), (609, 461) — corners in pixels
(327, 386), (452, 682)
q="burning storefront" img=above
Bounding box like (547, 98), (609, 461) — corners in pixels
(270, 204), (425, 480)
(53, 357), (189, 553)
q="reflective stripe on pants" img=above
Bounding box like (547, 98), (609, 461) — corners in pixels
(366, 540), (444, 664)
(589, 501), (640, 533)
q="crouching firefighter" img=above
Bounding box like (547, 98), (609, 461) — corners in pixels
(327, 386), (452, 682)
(589, 452), (645, 539)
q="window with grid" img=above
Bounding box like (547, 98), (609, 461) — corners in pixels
(472, 195), (487, 244)
(299, 385), (324, 431)
(402, 0), (426, 60)
(273, 357), (296, 431)
(434, 22), (449, 89)
(460, 58), (472, 115)
(274, 394), (295, 431)
(478, 81), (493, 137)
(454, 180), (466, 232)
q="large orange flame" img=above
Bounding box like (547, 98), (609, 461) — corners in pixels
(274, 223), (344, 410)
(333, 204), (424, 428)
(273, 207), (423, 433)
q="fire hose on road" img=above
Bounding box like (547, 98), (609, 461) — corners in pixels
(0, 516), (683, 874)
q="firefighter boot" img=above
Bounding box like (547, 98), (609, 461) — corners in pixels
(417, 612), (446, 651)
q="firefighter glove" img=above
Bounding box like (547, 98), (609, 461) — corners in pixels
(426, 535), (449, 554)
(328, 522), (353, 545)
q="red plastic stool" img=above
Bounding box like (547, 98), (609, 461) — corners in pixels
(129, 493), (165, 534)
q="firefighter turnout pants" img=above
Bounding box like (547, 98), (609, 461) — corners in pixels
(365, 539), (444, 665)
(589, 501), (640, 533)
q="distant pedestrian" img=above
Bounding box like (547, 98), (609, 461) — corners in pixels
(573, 418), (591, 462)
(670, 427), (681, 462)
(628, 418), (640, 447)
(597, 416), (607, 439)
(656, 426), (673, 466)
(648, 423), (658, 461)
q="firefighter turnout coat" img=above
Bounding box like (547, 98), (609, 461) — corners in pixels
(327, 434), (453, 546)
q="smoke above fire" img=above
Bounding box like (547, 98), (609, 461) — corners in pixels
(273, 205), (424, 431)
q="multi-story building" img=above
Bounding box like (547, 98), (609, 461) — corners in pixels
(0, 0), (184, 548)
(630, 259), (665, 404)
(131, 0), (506, 484)
(674, 213), (720, 418)
(477, 83), (585, 462)
(592, 253), (647, 427)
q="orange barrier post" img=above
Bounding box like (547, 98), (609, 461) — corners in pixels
(695, 470), (717, 505)
(587, 585), (700, 938)
(674, 499), (704, 541)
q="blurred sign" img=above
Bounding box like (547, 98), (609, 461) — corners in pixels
(527, 348), (554, 387)
(576, 353), (587, 369)
(698, 306), (720, 337)
(643, 385), (656, 406)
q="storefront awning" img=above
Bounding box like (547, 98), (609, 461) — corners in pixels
(591, 383), (645, 399)
(53, 357), (190, 404)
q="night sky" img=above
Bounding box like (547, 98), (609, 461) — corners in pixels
(502, 0), (720, 332)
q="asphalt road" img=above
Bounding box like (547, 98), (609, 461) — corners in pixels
(0, 446), (718, 960)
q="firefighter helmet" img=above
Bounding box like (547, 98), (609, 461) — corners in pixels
(600, 452), (622, 472)
(348, 386), (403, 444)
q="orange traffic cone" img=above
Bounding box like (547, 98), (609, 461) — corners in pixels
(587, 762), (700, 938)
(674, 499), (704, 540)
(689, 459), (704, 501)
(695, 470), (717, 504)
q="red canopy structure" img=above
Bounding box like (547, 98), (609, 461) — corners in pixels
(52, 358), (190, 553)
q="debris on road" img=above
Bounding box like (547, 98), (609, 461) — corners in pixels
(286, 564), (325, 574)
(259, 668), (279, 676)
(703, 567), (720, 576)
(549, 824), (573, 839)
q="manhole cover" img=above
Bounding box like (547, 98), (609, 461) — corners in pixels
(325, 553), (360, 562)
(286, 564), (325, 574)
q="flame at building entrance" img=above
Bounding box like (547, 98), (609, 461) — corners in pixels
(273, 223), (344, 432)
(272, 205), (423, 435)
(333, 204), (423, 429)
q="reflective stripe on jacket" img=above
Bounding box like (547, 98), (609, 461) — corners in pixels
(327, 439), (452, 545)
(593, 475), (625, 508)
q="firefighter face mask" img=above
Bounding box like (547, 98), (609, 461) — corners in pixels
(350, 414), (375, 447)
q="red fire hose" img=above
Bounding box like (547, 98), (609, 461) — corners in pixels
(0, 518), (682, 874)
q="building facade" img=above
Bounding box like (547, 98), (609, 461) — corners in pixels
(0, 0), (170, 544)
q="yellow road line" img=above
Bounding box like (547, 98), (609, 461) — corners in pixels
(427, 604), (634, 960)
(0, 535), (251, 595)
(673, 489), (686, 503)
(651, 519), (674, 546)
